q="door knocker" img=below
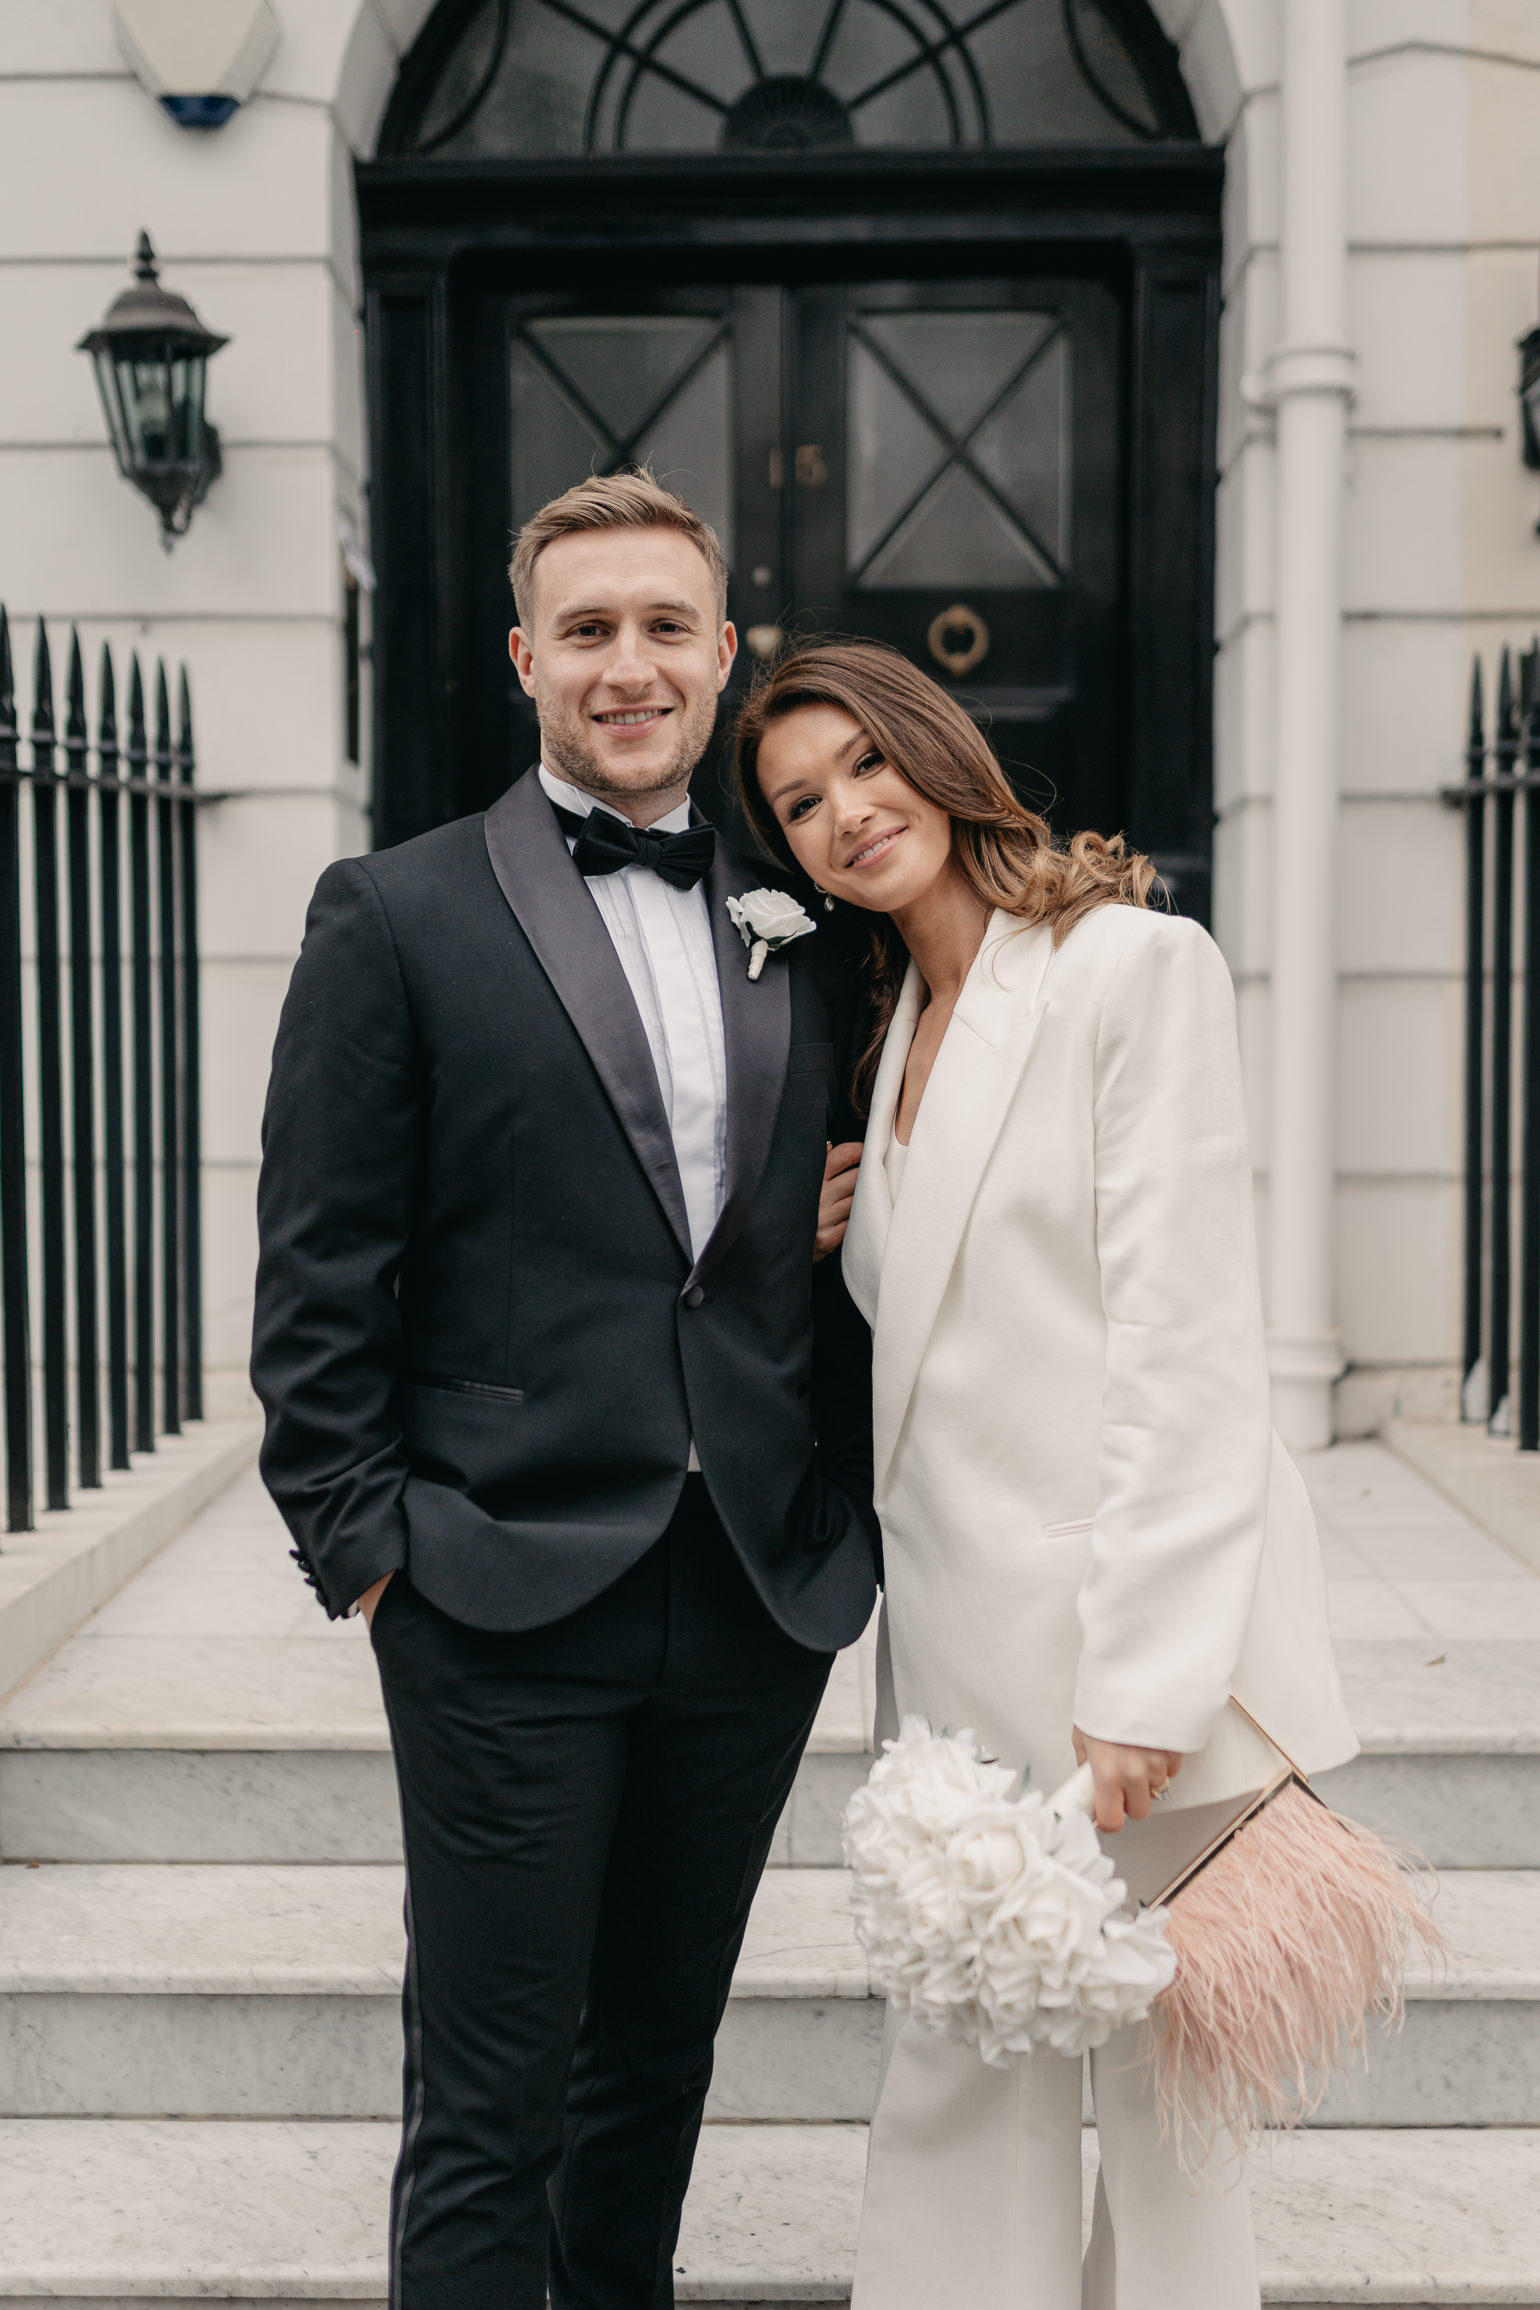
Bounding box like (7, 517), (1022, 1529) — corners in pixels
(927, 603), (990, 679)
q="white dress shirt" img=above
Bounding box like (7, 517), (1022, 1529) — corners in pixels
(538, 766), (728, 1262)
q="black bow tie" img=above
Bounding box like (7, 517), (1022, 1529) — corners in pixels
(552, 802), (716, 892)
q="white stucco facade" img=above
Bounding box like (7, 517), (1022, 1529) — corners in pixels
(0, 0), (1536, 1436)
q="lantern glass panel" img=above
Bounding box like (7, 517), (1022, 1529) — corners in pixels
(104, 346), (207, 474)
(91, 350), (135, 475)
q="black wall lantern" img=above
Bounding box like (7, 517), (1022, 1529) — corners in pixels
(78, 232), (228, 548)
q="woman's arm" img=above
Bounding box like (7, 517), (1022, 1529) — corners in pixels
(1072, 915), (1272, 1760)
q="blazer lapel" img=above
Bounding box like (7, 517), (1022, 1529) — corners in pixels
(690, 842), (793, 1284)
(840, 961), (922, 1326)
(483, 769), (692, 1261)
(871, 914), (1055, 1495)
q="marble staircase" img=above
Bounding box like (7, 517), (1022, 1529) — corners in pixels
(0, 1445), (1536, 2306)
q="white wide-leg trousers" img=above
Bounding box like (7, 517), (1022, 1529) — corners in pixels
(850, 2008), (1260, 2310)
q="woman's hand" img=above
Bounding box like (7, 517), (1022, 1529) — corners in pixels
(815, 1140), (864, 1260)
(1072, 1728), (1183, 1833)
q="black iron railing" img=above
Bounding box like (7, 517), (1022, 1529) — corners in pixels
(1446, 642), (1540, 1451)
(0, 608), (202, 1532)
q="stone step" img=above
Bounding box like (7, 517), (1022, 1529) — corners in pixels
(0, 1623), (875, 1867)
(0, 2118), (1535, 2304)
(2, 1639), (1533, 1868)
(0, 1862), (1531, 2128)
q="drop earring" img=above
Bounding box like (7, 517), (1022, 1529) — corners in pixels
(814, 885), (835, 914)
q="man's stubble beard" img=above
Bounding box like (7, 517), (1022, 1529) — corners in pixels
(538, 684), (720, 807)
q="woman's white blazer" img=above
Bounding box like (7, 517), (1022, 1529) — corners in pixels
(841, 902), (1359, 1812)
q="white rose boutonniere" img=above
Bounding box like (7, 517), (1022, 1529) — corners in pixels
(726, 888), (816, 980)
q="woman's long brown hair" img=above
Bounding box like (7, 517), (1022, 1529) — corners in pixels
(730, 640), (1158, 1109)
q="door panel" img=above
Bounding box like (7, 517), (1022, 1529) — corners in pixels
(492, 270), (1124, 843)
(789, 278), (1121, 828)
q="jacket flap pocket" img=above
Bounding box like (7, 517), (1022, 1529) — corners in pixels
(402, 1373), (525, 1403)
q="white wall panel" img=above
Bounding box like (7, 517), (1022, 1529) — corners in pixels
(199, 789), (366, 964)
(1336, 1176), (1460, 1366)
(1466, 52), (1540, 245)
(1348, 0), (1472, 53)
(0, 3), (126, 76)
(1335, 796), (1463, 976)
(1348, 251), (1467, 430)
(1216, 430), (1277, 638)
(1337, 975), (1463, 1175)
(1342, 436), (1464, 614)
(200, 959), (299, 1165)
(1340, 617), (1473, 797)
(200, 1163), (263, 1376)
(1217, 248), (1278, 470)
(0, 83), (334, 262)
(1348, 50), (1469, 247)
(0, 444), (339, 621)
(1212, 788), (1273, 979)
(1469, 0), (1540, 69)
(1214, 607), (1275, 814)
(0, 264), (123, 446)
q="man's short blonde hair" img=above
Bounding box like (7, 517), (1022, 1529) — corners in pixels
(509, 469), (729, 627)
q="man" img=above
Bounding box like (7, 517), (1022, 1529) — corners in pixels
(252, 470), (877, 2310)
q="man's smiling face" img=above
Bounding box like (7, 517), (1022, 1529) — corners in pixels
(510, 525), (737, 825)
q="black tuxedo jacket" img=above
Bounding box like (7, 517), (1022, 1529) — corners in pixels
(251, 768), (879, 1652)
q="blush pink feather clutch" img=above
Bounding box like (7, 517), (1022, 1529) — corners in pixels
(1139, 1696), (1444, 2158)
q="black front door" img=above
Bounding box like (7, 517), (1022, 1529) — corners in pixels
(482, 267), (1121, 843)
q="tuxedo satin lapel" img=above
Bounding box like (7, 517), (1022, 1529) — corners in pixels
(692, 844), (792, 1283)
(872, 918), (1054, 1493)
(483, 771), (692, 1260)
(840, 960), (922, 1326)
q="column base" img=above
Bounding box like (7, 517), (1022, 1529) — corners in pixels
(1268, 1334), (1347, 1452)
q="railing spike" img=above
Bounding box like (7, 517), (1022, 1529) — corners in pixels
(0, 608), (14, 748)
(1467, 654), (1485, 750)
(97, 641), (117, 748)
(31, 619), (55, 744)
(1497, 644), (1517, 741)
(65, 630), (85, 749)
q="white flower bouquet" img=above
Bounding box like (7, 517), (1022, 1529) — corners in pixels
(842, 1716), (1177, 2065)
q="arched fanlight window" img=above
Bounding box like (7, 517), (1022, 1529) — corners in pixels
(382, 0), (1198, 160)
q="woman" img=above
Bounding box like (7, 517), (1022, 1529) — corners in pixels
(732, 642), (1359, 2310)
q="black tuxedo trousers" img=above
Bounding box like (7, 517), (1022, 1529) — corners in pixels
(371, 1481), (830, 2310)
(251, 772), (878, 2308)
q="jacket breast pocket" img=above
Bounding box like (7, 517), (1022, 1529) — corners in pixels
(786, 1041), (835, 1075)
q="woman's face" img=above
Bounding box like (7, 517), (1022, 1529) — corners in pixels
(754, 703), (955, 917)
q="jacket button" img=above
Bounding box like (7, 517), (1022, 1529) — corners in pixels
(683, 1285), (706, 1309)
